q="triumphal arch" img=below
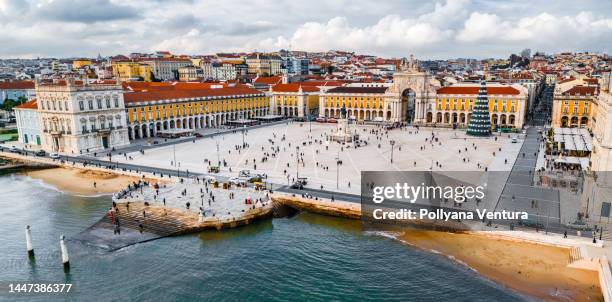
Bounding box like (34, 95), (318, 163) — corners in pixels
(384, 55), (438, 124)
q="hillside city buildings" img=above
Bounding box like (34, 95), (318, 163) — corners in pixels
(2, 49), (612, 173)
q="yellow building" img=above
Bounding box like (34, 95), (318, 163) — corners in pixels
(72, 59), (92, 70)
(123, 85), (270, 140)
(434, 84), (527, 129)
(319, 86), (392, 121)
(552, 85), (597, 128)
(270, 83), (320, 117)
(112, 61), (152, 82)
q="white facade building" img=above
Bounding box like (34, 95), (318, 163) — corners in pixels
(36, 79), (130, 154)
(14, 99), (43, 146)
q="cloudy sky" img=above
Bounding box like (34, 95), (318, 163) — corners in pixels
(0, 0), (611, 59)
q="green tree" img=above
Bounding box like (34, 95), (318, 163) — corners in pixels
(2, 96), (27, 111)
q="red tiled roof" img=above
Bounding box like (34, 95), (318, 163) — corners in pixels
(300, 80), (344, 87)
(558, 77), (576, 84)
(253, 76), (281, 85)
(326, 87), (388, 94)
(123, 86), (263, 104)
(15, 99), (37, 109)
(0, 81), (35, 90)
(122, 82), (228, 92)
(436, 86), (520, 95)
(271, 83), (320, 93)
(562, 85), (597, 96)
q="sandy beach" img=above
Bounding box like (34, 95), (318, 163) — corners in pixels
(23, 167), (140, 196)
(399, 230), (602, 302)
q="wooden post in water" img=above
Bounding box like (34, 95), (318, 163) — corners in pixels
(25, 225), (34, 257)
(60, 235), (70, 269)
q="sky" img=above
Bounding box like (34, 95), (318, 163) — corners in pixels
(0, 0), (611, 59)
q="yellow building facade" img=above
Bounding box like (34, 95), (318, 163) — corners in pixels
(319, 87), (391, 121)
(271, 83), (320, 117)
(72, 59), (92, 70)
(123, 87), (269, 139)
(552, 85), (597, 128)
(433, 85), (527, 129)
(112, 61), (152, 82)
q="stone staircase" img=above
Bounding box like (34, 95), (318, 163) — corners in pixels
(568, 246), (583, 265)
(112, 204), (185, 237)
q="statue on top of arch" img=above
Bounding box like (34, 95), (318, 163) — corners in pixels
(401, 54), (419, 72)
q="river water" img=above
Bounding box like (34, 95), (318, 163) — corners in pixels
(0, 173), (531, 301)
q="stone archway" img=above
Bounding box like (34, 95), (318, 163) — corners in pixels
(386, 55), (437, 124)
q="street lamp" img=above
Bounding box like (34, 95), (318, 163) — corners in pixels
(215, 126), (221, 167)
(335, 150), (340, 189)
(390, 140), (395, 163)
(308, 114), (312, 133)
(242, 125), (246, 147)
(173, 144), (179, 177)
(296, 146), (300, 179)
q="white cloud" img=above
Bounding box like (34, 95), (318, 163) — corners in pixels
(457, 11), (612, 46)
(0, 0), (611, 58)
(273, 15), (452, 55)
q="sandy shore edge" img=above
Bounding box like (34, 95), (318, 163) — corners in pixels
(397, 229), (602, 302)
(3, 156), (605, 301)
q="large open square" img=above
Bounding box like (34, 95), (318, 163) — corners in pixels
(113, 122), (522, 194)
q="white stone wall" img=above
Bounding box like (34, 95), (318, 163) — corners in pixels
(36, 82), (130, 154)
(15, 108), (42, 145)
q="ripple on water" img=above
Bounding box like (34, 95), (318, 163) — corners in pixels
(0, 175), (529, 302)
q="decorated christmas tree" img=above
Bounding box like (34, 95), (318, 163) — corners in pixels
(466, 81), (492, 136)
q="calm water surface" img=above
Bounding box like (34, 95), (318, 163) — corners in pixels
(0, 173), (531, 301)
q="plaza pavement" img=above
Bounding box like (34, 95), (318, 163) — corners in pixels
(110, 122), (521, 195)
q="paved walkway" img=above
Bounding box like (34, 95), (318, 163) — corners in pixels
(495, 126), (562, 230)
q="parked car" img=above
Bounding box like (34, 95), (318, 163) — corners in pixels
(239, 170), (251, 177)
(205, 175), (217, 183)
(229, 177), (246, 185)
(511, 136), (518, 143)
(34, 150), (46, 156)
(49, 152), (60, 159)
(9, 146), (19, 153)
(194, 133), (203, 138)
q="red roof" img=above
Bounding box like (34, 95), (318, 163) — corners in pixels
(558, 77), (576, 84)
(272, 83), (320, 93)
(436, 86), (520, 95)
(15, 99), (37, 109)
(253, 76), (282, 85)
(300, 80), (344, 87)
(123, 86), (263, 104)
(0, 81), (35, 90)
(122, 82), (228, 92)
(562, 85), (597, 96)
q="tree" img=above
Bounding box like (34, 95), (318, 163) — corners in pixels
(1, 96), (27, 111)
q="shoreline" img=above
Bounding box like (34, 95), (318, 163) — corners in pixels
(22, 167), (141, 196)
(274, 195), (603, 301)
(396, 229), (602, 302)
(1, 157), (605, 301)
